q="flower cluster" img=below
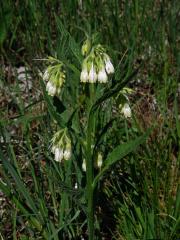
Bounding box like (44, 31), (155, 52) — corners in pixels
(43, 57), (66, 96)
(51, 129), (71, 162)
(80, 44), (114, 84)
(117, 87), (133, 118)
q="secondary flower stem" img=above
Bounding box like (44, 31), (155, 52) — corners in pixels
(86, 142), (94, 240)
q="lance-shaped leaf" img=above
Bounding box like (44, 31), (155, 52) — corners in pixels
(93, 129), (151, 188)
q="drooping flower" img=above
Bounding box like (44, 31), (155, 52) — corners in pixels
(54, 148), (64, 162)
(46, 81), (56, 96)
(105, 57), (114, 74)
(88, 63), (97, 83)
(80, 67), (89, 83)
(97, 68), (108, 83)
(121, 103), (132, 118)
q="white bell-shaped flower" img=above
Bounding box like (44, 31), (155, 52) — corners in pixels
(46, 81), (56, 96)
(98, 68), (108, 83)
(105, 58), (114, 74)
(80, 68), (89, 83)
(121, 103), (132, 118)
(54, 148), (64, 162)
(88, 63), (97, 83)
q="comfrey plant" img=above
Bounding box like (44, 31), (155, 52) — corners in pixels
(42, 37), (148, 240)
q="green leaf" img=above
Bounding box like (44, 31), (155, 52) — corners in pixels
(0, 178), (43, 233)
(0, 4), (13, 46)
(49, 210), (80, 240)
(3, 160), (38, 214)
(171, 185), (180, 237)
(93, 129), (151, 188)
(174, 97), (180, 139)
(69, 35), (83, 64)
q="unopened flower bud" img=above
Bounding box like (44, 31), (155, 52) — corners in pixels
(63, 149), (71, 160)
(43, 69), (49, 81)
(56, 87), (62, 95)
(95, 152), (103, 169)
(81, 39), (91, 56)
(97, 153), (103, 168)
(82, 159), (86, 172)
(63, 143), (71, 160)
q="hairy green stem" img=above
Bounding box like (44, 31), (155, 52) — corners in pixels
(86, 85), (95, 240)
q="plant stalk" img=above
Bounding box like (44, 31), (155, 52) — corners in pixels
(86, 84), (95, 240)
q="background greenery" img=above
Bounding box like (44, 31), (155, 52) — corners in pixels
(0, 0), (179, 239)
